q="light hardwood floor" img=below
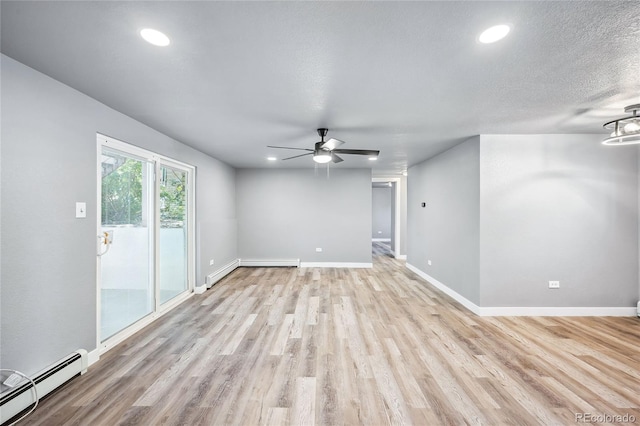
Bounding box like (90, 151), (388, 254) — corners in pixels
(20, 243), (640, 425)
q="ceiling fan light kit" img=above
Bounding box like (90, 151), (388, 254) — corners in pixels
(602, 104), (640, 146)
(313, 143), (332, 164)
(267, 128), (380, 164)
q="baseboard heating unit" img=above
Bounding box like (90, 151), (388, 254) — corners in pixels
(206, 259), (240, 288)
(0, 349), (88, 424)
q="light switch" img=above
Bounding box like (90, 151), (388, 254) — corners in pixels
(76, 202), (86, 218)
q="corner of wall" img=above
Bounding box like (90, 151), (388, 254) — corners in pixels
(406, 137), (481, 305)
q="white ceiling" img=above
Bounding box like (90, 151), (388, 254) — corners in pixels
(2, 1), (639, 176)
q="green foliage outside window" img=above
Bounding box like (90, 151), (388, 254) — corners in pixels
(102, 159), (143, 226)
(102, 158), (186, 227)
(160, 168), (186, 228)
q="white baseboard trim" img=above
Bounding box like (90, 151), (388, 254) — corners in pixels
(477, 306), (638, 317)
(194, 285), (206, 294)
(372, 238), (391, 242)
(87, 348), (100, 367)
(300, 262), (373, 268)
(238, 259), (300, 267)
(406, 263), (481, 315)
(405, 263), (636, 317)
(390, 250), (407, 260)
(206, 259), (240, 288)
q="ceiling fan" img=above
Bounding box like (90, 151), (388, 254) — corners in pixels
(268, 128), (380, 164)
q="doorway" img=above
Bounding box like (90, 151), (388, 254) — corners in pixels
(372, 181), (393, 252)
(372, 177), (403, 258)
(97, 134), (195, 349)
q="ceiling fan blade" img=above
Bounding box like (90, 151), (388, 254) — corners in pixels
(333, 149), (380, 156)
(320, 138), (345, 151)
(282, 152), (313, 161)
(267, 145), (314, 151)
(331, 153), (344, 163)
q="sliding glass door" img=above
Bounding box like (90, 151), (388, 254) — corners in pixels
(159, 164), (189, 304)
(100, 149), (155, 340)
(98, 135), (194, 345)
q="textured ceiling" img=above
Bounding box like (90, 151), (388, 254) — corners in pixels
(2, 1), (639, 176)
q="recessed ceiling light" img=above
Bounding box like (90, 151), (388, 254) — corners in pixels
(368, 157), (378, 161)
(267, 156), (277, 161)
(140, 28), (170, 47)
(478, 24), (511, 44)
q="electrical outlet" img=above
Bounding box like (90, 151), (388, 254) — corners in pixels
(209, 259), (214, 266)
(3, 373), (23, 387)
(316, 248), (322, 252)
(428, 260), (432, 266)
(549, 280), (560, 289)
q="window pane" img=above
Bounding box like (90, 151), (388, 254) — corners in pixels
(100, 149), (154, 340)
(159, 165), (188, 304)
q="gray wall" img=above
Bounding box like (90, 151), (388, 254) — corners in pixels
(237, 168), (372, 263)
(407, 137), (481, 304)
(407, 133), (639, 309)
(479, 134), (638, 307)
(372, 186), (392, 239)
(0, 55), (237, 375)
(197, 165), (237, 275)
